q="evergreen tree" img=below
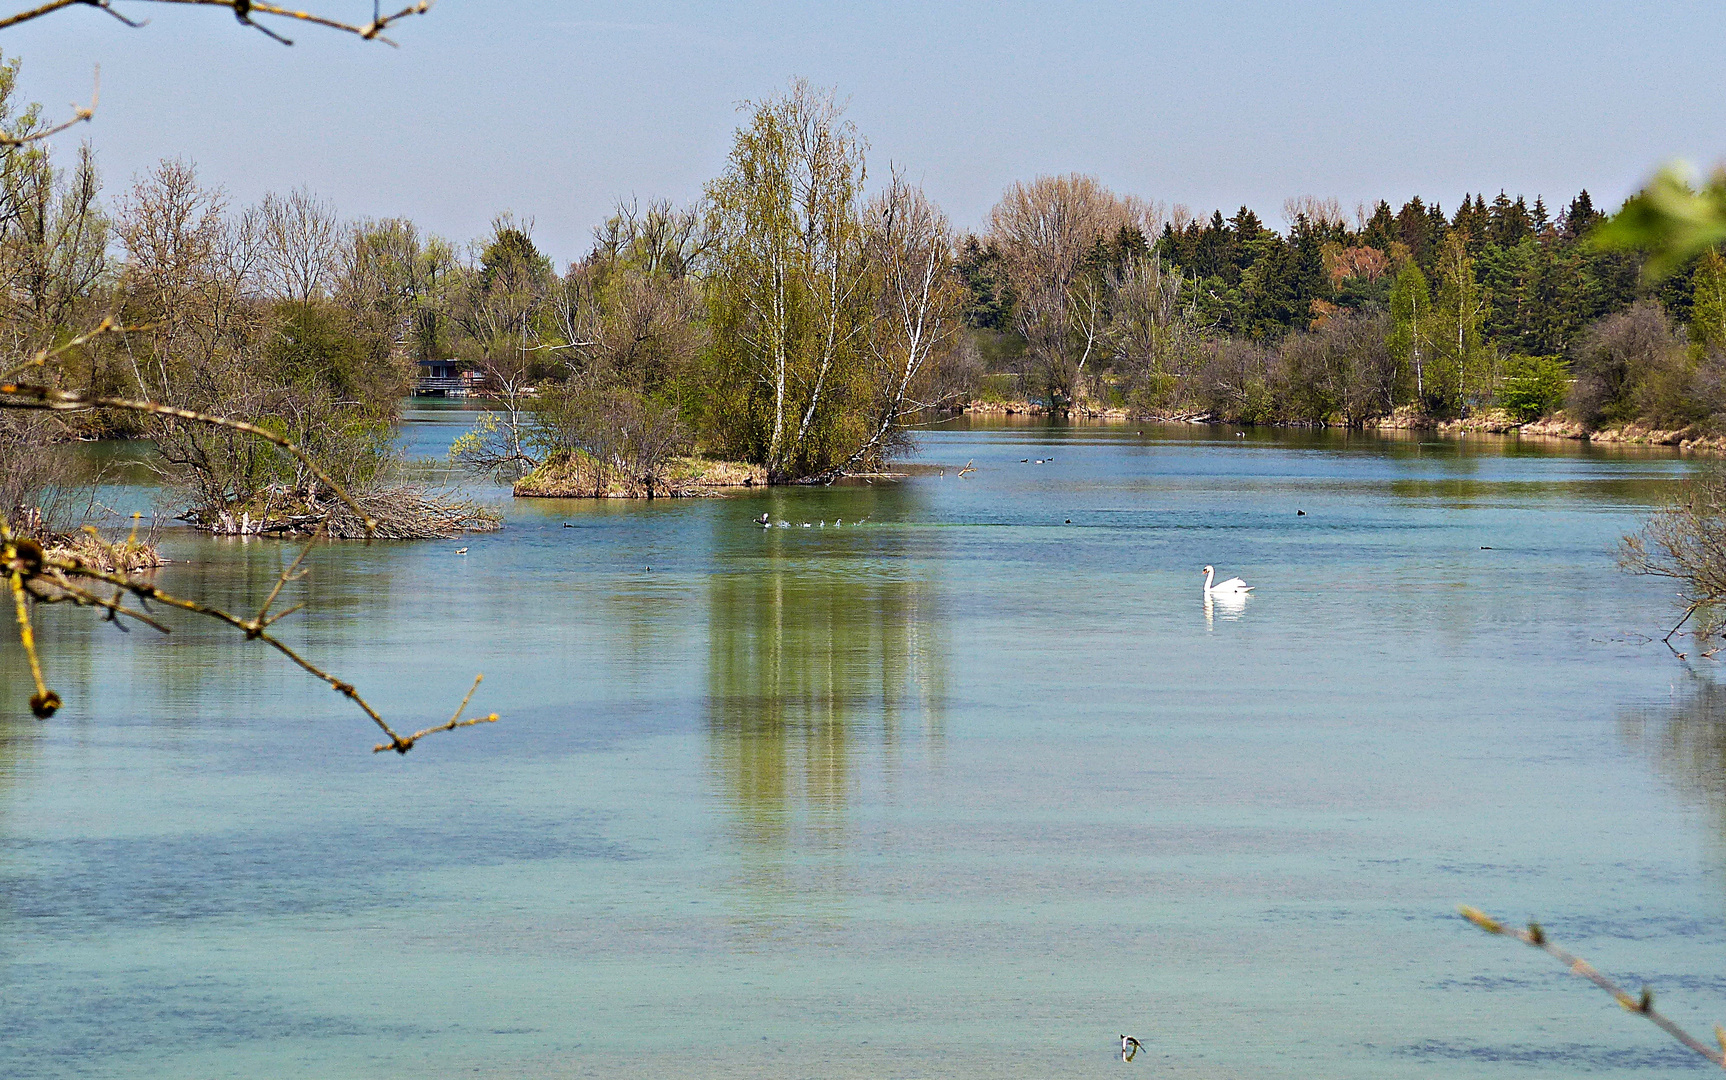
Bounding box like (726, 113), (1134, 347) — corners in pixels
(1479, 237), (1537, 350)
(1361, 201), (1397, 251)
(1424, 202), (1450, 269)
(1396, 197), (1434, 265)
(956, 235), (1012, 331)
(1452, 194), (1490, 252)
(1563, 190), (1601, 240)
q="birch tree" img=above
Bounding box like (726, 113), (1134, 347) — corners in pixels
(833, 172), (966, 475)
(1388, 260), (1432, 407)
(1432, 233), (1488, 414)
(704, 78), (869, 480)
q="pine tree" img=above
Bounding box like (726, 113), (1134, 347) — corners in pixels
(1563, 190), (1601, 240)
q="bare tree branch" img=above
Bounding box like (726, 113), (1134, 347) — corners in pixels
(6, 506), (493, 751)
(0, 0), (432, 45)
(1460, 906), (1726, 1067)
(0, 65), (96, 147)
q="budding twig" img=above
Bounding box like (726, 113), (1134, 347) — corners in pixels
(7, 511), (493, 751)
(1459, 905), (1726, 1067)
(0, 0), (432, 44)
(374, 672), (497, 754)
(0, 65), (96, 147)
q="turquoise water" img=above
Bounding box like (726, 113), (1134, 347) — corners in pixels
(5, 416), (1726, 1078)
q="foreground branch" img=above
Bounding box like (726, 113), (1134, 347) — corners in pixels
(0, 377), (378, 536)
(1459, 905), (1726, 1066)
(0, 0), (432, 45)
(3, 509), (494, 751)
(0, 65), (96, 147)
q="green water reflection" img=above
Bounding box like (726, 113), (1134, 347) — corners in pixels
(706, 550), (945, 931)
(1622, 676), (1726, 841)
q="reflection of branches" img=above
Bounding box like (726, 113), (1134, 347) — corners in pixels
(1459, 907), (1726, 1067)
(1619, 675), (1726, 827)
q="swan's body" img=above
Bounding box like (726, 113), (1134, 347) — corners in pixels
(1202, 565), (1252, 594)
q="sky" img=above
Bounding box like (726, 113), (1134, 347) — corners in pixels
(5, 0), (1724, 267)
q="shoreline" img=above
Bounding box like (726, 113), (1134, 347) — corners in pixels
(949, 401), (1726, 453)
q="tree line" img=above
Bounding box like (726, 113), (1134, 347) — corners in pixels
(963, 180), (1724, 430)
(7, 69), (1726, 533)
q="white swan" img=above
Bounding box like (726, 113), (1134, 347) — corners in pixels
(1202, 565), (1252, 594)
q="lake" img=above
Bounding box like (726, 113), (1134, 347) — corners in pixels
(4, 411), (1725, 1079)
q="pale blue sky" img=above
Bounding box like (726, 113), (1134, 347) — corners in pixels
(6, 0), (1723, 265)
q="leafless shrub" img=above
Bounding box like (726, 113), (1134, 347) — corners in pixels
(532, 382), (691, 497)
(1569, 301), (1688, 429)
(1275, 309), (1395, 425)
(0, 411), (88, 537)
(1194, 338), (1275, 423)
(255, 185), (340, 302)
(1621, 464), (1726, 644)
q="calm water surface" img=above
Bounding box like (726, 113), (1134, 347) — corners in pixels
(4, 414), (1726, 1079)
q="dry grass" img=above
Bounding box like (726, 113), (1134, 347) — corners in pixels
(514, 450), (766, 498)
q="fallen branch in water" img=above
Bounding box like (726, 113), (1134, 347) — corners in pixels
(1459, 905), (1726, 1066)
(180, 482), (501, 539)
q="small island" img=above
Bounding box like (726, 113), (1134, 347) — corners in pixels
(513, 451), (766, 498)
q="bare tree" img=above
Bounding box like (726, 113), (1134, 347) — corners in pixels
(338, 216), (457, 360)
(1282, 194), (1347, 229)
(590, 197), (709, 278)
(1106, 250), (1203, 415)
(826, 171), (966, 476)
(986, 173), (1141, 407)
(256, 185), (340, 302)
(1621, 463), (1726, 647)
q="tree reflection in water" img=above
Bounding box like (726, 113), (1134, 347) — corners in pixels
(1621, 675), (1726, 838)
(705, 557), (946, 936)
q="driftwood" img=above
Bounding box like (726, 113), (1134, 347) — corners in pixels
(181, 483), (501, 539)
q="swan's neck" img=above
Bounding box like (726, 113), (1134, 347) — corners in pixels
(1203, 568), (1214, 591)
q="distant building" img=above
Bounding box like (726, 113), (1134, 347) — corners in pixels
(414, 359), (475, 397)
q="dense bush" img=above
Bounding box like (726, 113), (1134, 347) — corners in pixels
(1498, 355), (1570, 422)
